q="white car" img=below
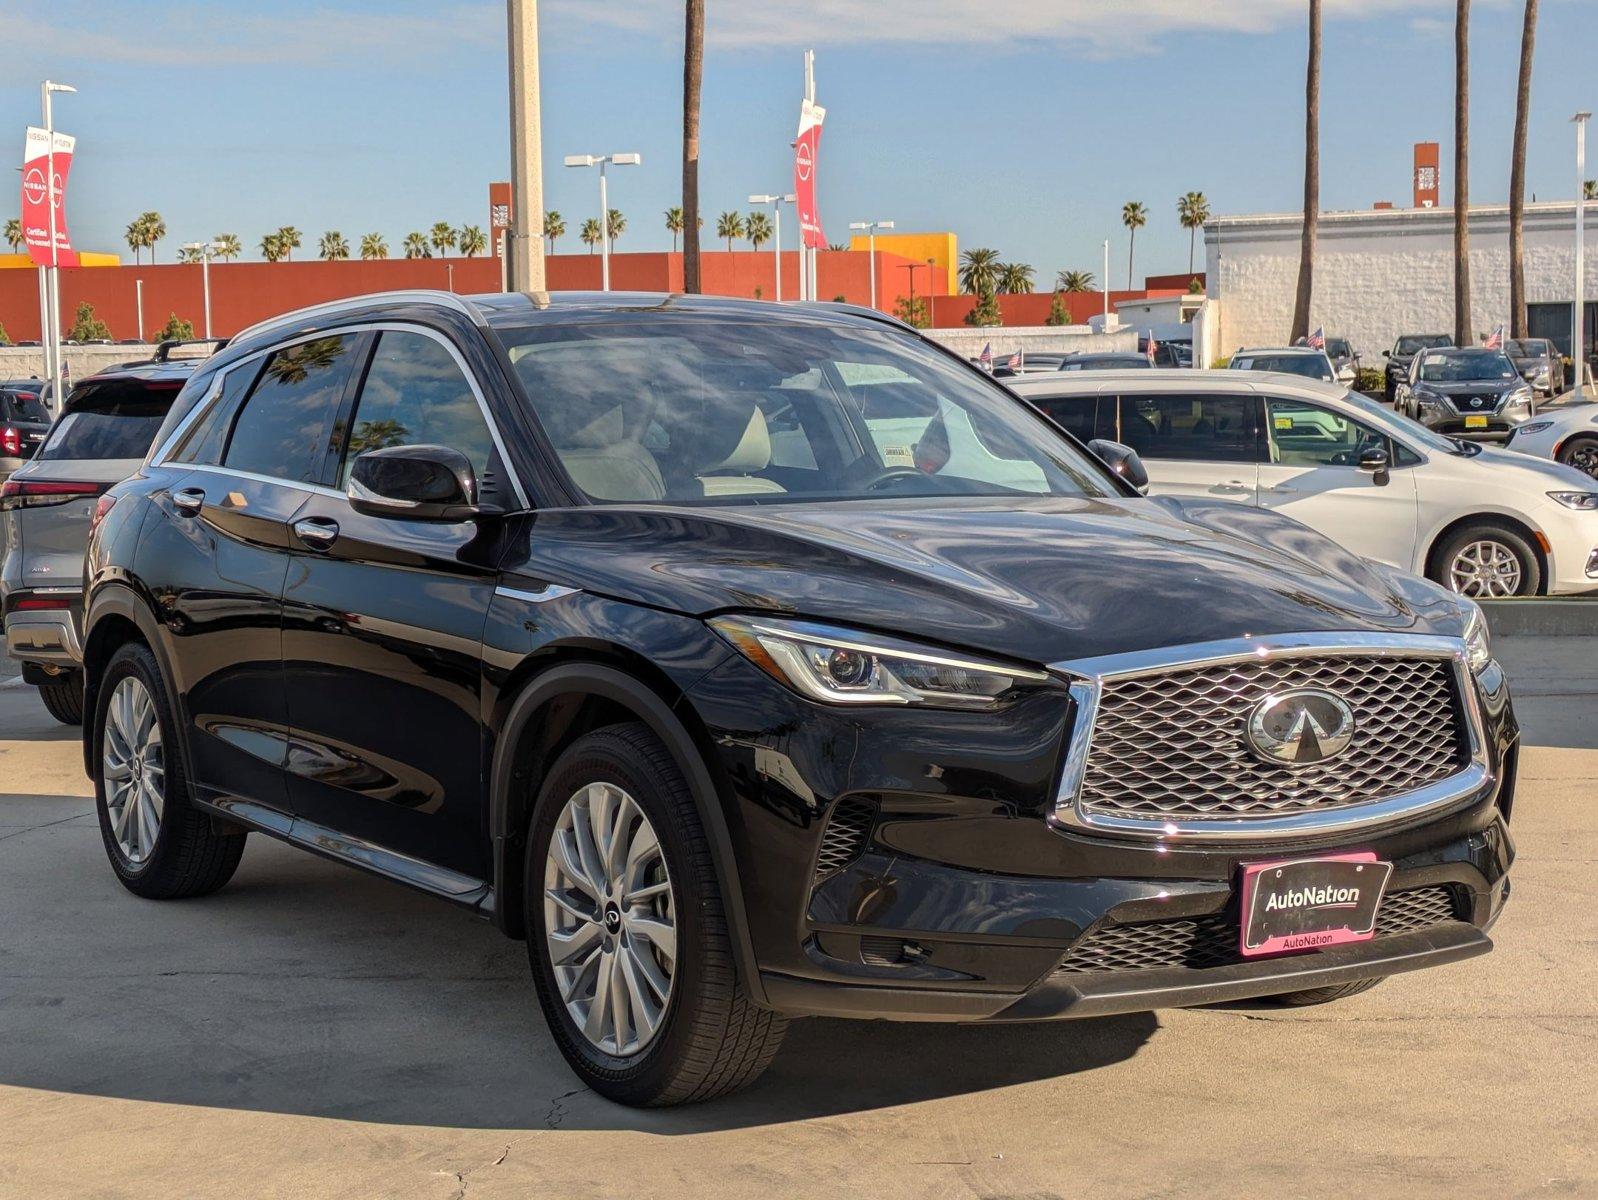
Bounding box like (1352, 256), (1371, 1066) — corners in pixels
(1505, 401), (1598, 481)
(1008, 370), (1598, 598)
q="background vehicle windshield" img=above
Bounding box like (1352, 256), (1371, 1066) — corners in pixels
(1416, 350), (1519, 383)
(1504, 339), (1549, 357)
(38, 379), (182, 461)
(1396, 335), (1451, 355)
(501, 317), (1117, 505)
(1325, 338), (1353, 359)
(1337, 388), (1469, 455)
(1062, 355), (1148, 370)
(2, 388), (50, 423)
(1232, 353), (1331, 379)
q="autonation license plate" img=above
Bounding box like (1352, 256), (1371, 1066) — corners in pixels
(1239, 853), (1392, 957)
(1464, 414), (1489, 429)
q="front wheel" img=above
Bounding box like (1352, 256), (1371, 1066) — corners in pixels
(1430, 523), (1542, 598)
(525, 722), (787, 1106)
(1557, 435), (1598, 481)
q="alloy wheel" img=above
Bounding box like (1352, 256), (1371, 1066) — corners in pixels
(1564, 441), (1598, 480)
(102, 676), (165, 864)
(543, 781), (677, 1057)
(1448, 539), (1524, 598)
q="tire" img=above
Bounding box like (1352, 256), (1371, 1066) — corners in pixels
(1383, 375), (1396, 404)
(525, 722), (788, 1106)
(37, 675), (83, 725)
(1557, 434), (1598, 481)
(1429, 522), (1542, 599)
(91, 642), (246, 899)
(1266, 977), (1384, 1007)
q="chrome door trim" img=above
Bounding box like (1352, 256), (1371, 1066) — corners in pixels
(1048, 631), (1491, 843)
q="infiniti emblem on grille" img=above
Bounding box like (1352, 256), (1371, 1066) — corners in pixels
(1244, 689), (1356, 767)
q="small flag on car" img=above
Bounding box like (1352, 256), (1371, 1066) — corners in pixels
(978, 342), (993, 369)
(1007, 350), (1023, 371)
(1146, 332), (1157, 363)
(1483, 325), (1503, 350)
(1307, 326), (1326, 350)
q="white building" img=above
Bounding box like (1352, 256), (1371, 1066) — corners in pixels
(1204, 201), (1596, 363)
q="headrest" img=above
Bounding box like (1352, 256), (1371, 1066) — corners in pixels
(701, 406), (771, 475)
(564, 405), (625, 449)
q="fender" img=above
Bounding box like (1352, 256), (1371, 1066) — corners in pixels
(488, 661), (767, 1008)
(80, 579), (190, 782)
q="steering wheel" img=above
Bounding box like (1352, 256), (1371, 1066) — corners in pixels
(862, 466), (929, 492)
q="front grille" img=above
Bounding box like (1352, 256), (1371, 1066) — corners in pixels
(1053, 886), (1463, 976)
(813, 797), (876, 881)
(1077, 655), (1466, 824)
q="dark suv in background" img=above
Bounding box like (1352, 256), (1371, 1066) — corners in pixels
(80, 291), (1516, 1106)
(1, 378), (53, 481)
(1383, 333), (1453, 402)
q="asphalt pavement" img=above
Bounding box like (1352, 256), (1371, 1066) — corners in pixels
(0, 637), (1592, 1199)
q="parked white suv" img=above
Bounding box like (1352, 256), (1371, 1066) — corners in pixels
(1008, 370), (1598, 598)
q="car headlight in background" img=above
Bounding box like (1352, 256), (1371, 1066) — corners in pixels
(1462, 605), (1493, 675)
(710, 615), (1048, 709)
(1504, 385), (1533, 408)
(1548, 491), (1598, 511)
(1411, 387), (1447, 411)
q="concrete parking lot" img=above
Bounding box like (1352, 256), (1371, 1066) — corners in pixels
(1, 637), (1593, 1200)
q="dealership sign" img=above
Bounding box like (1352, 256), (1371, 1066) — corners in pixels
(21, 126), (78, 267)
(794, 98), (826, 250)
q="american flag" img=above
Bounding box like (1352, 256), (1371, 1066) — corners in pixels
(1483, 325), (1503, 350)
(1306, 327), (1326, 350)
(1146, 332), (1157, 363)
(978, 342), (993, 369)
(1007, 350), (1023, 371)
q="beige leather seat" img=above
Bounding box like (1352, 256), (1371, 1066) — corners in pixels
(556, 406), (667, 502)
(696, 407), (786, 496)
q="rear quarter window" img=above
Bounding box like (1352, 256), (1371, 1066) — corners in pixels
(38, 379), (183, 461)
(2, 389), (50, 423)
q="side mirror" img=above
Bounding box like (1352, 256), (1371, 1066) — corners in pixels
(1088, 438), (1150, 495)
(347, 444), (480, 521)
(1381, 350), (1391, 358)
(1357, 445), (1390, 486)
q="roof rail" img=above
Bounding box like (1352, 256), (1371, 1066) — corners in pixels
(228, 290), (486, 349)
(152, 337), (227, 362)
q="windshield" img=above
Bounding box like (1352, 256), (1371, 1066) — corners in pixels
(1063, 356), (1148, 371)
(1232, 353), (1332, 380)
(1396, 335), (1451, 355)
(1416, 351), (1519, 383)
(1325, 338), (1353, 359)
(501, 317), (1118, 505)
(39, 379), (182, 461)
(1504, 339), (1548, 358)
(1335, 388), (1474, 455)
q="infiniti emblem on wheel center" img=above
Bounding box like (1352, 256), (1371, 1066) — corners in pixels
(1244, 688), (1357, 767)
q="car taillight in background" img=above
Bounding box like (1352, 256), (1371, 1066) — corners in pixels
(0, 479), (110, 511)
(1, 426), (19, 457)
(89, 491), (120, 536)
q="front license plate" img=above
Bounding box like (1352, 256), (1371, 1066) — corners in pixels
(1239, 853), (1393, 957)
(1464, 415), (1489, 429)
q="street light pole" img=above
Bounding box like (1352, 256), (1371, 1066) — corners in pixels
(506, 0), (546, 292)
(135, 279), (144, 344)
(848, 220), (895, 309)
(565, 153), (640, 292)
(183, 241), (224, 339)
(42, 80), (75, 411)
(750, 194), (795, 302)
(1102, 239), (1110, 327)
(1576, 111), (1591, 400)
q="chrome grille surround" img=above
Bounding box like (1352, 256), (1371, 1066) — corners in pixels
(1050, 633), (1490, 842)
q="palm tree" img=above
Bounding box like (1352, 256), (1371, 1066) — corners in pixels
(1177, 191), (1211, 275)
(360, 233), (388, 260)
(125, 220), (146, 264)
(458, 225), (487, 257)
(429, 222), (457, 257)
(665, 206), (685, 252)
(1121, 202), (1148, 290)
(177, 245), (205, 265)
(1508, 0), (1539, 339)
(1057, 269), (1095, 293)
(746, 211), (773, 251)
(958, 248), (1001, 297)
(1586, 180), (1598, 200)
(212, 233), (242, 261)
(140, 212), (167, 262)
(1291, 0), (1320, 343)
(682, 0), (705, 292)
(579, 218), (603, 254)
(4, 218), (23, 252)
(259, 232), (286, 263)
(544, 210), (565, 254)
(716, 211), (745, 251)
(319, 230), (350, 261)
(1453, 0), (1472, 346)
(276, 225), (302, 262)
(996, 261), (1035, 295)
(402, 231), (430, 259)
(606, 209), (626, 246)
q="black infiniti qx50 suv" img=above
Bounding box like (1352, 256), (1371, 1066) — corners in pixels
(81, 291), (1517, 1106)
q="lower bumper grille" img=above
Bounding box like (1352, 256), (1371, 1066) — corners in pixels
(1053, 885), (1464, 976)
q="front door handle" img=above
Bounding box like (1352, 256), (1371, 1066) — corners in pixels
(292, 517), (340, 550)
(1263, 484), (1298, 495)
(172, 487), (205, 515)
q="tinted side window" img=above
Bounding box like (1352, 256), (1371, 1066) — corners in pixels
(1032, 395), (1099, 442)
(172, 363), (262, 465)
(1116, 393), (1261, 463)
(222, 335), (360, 482)
(38, 380), (183, 461)
(337, 331), (496, 486)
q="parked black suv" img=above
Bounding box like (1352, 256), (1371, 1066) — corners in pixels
(81, 291), (1516, 1106)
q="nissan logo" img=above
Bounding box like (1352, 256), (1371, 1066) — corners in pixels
(1244, 689), (1356, 767)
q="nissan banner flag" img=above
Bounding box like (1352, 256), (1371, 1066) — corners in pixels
(21, 126), (78, 267)
(794, 98), (826, 250)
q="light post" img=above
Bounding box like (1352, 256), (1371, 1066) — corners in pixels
(1102, 239), (1110, 327)
(564, 152), (640, 291)
(506, 0), (546, 292)
(1576, 111), (1591, 400)
(848, 220), (895, 309)
(182, 241), (223, 339)
(750, 194), (795, 301)
(42, 80), (75, 411)
(135, 279), (144, 344)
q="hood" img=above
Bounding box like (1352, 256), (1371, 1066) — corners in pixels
(513, 496), (1465, 666)
(1472, 444), (1597, 488)
(1418, 378), (1522, 397)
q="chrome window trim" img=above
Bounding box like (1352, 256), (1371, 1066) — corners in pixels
(1048, 631), (1490, 843)
(175, 461), (345, 500)
(150, 320), (528, 509)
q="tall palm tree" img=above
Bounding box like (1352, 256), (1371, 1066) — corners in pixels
(276, 225), (302, 262)
(458, 225), (487, 257)
(544, 210), (565, 254)
(1586, 180), (1598, 200)
(429, 222), (457, 256)
(606, 209), (626, 246)
(1291, 0), (1320, 342)
(682, 0), (705, 292)
(360, 233), (388, 260)
(665, 206), (685, 252)
(1453, 0), (1472, 346)
(746, 211), (773, 251)
(319, 230), (350, 261)
(212, 233), (242, 261)
(1508, 0), (1539, 339)
(996, 261), (1035, 295)
(402, 231), (430, 259)
(142, 212), (167, 262)
(4, 218), (24, 252)
(716, 211), (745, 251)
(579, 218), (603, 253)
(259, 232), (286, 263)
(1177, 191), (1211, 275)
(177, 245), (205, 265)
(1120, 202), (1148, 289)
(125, 220), (145, 264)
(1057, 268), (1095, 293)
(959, 248), (1001, 297)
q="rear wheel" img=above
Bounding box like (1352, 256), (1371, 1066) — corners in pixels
(525, 722), (787, 1106)
(1430, 523), (1541, 598)
(1557, 435), (1598, 481)
(37, 674), (83, 725)
(1266, 978), (1384, 1007)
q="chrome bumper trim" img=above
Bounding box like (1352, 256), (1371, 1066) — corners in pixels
(4, 610), (84, 665)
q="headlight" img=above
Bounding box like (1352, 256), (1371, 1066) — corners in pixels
(1516, 420), (1555, 436)
(709, 615), (1048, 709)
(1462, 605), (1492, 675)
(1548, 491), (1598, 510)
(1505, 386), (1533, 407)
(1412, 388), (1446, 409)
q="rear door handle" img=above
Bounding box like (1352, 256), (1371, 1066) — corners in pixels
(292, 517), (340, 549)
(172, 487), (205, 515)
(1264, 484), (1298, 495)
(1214, 480), (1251, 494)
